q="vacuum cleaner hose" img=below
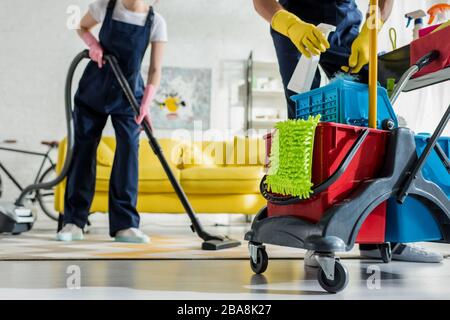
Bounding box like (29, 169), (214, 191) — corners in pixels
(14, 50), (87, 206)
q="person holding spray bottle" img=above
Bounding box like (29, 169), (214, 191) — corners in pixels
(57, 0), (167, 243)
(253, 0), (443, 264)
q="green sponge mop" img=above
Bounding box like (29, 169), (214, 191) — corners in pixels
(266, 116), (320, 199)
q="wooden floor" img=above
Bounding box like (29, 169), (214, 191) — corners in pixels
(0, 258), (449, 299)
(0, 213), (449, 299)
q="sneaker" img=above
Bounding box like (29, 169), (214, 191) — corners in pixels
(304, 250), (319, 268)
(56, 223), (84, 242)
(114, 228), (150, 244)
(392, 243), (443, 263)
(360, 243), (443, 263)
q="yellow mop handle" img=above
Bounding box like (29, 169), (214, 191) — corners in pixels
(369, 0), (379, 129)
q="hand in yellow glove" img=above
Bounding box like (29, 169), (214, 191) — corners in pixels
(342, 18), (384, 74)
(272, 10), (330, 58)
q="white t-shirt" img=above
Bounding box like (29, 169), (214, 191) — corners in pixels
(89, 0), (168, 42)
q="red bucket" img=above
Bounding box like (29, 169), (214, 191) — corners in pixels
(266, 122), (389, 244)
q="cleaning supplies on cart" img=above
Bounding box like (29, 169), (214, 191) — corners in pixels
(405, 10), (426, 40)
(287, 23), (336, 94)
(419, 25), (441, 37)
(265, 116), (320, 199)
(419, 3), (450, 37)
(389, 27), (397, 50)
(427, 3), (450, 25)
(410, 22), (450, 78)
(432, 19), (450, 33)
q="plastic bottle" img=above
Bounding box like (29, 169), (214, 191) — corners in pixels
(287, 23), (336, 94)
(427, 3), (450, 25)
(413, 18), (424, 40)
(405, 10), (426, 40)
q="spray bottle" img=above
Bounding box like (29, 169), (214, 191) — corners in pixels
(427, 3), (450, 25)
(405, 10), (426, 40)
(288, 23), (336, 94)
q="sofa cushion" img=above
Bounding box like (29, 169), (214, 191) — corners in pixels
(181, 166), (264, 194)
(225, 136), (266, 166)
(139, 138), (183, 169)
(94, 138), (182, 193)
(95, 165), (180, 193)
(97, 140), (114, 167)
(181, 141), (232, 168)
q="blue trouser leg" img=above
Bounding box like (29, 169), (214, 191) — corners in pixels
(271, 28), (321, 120)
(64, 104), (108, 229)
(108, 113), (141, 237)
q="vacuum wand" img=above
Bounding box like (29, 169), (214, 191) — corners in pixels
(104, 53), (241, 250)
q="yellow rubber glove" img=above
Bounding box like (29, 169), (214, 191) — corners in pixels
(272, 10), (330, 58)
(342, 18), (384, 74)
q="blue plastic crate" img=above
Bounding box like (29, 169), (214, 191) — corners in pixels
(385, 135), (449, 243)
(291, 78), (398, 129)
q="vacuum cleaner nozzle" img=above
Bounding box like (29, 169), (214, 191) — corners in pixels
(202, 237), (242, 251)
(0, 202), (35, 234)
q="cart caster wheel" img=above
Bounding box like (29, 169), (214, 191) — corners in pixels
(250, 247), (268, 274)
(382, 119), (395, 131)
(378, 243), (392, 263)
(317, 260), (349, 294)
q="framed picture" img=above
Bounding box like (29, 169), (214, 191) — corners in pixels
(144, 66), (212, 130)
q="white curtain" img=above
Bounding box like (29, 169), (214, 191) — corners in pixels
(357, 0), (450, 135)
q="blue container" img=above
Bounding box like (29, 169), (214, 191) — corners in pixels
(415, 134), (450, 195)
(386, 198), (442, 243)
(291, 78), (398, 129)
(385, 135), (449, 243)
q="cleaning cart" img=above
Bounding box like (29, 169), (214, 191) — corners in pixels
(246, 44), (450, 293)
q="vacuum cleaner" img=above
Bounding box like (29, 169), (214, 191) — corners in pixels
(2, 50), (241, 251)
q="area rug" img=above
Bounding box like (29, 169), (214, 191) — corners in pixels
(1, 215), (449, 261)
(0, 231), (364, 261)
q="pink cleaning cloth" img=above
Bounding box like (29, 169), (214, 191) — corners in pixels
(418, 24), (441, 38)
(411, 25), (450, 78)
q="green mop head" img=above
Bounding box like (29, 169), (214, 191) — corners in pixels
(266, 115), (320, 199)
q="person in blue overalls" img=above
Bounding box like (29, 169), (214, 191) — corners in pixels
(57, 0), (167, 243)
(253, 0), (444, 263)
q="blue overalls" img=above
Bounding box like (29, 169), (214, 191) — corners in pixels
(272, 0), (363, 119)
(64, 0), (154, 236)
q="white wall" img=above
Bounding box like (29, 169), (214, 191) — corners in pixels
(0, 0), (449, 201)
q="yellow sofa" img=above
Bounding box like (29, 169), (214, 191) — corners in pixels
(54, 136), (267, 215)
